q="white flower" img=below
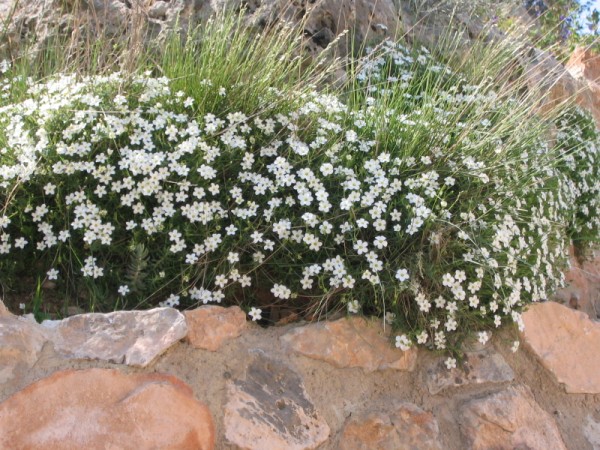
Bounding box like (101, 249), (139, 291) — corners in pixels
(14, 237), (28, 249)
(44, 183), (56, 195)
(478, 331), (490, 345)
(511, 340), (520, 353)
(445, 357), (457, 370)
(249, 307), (262, 321)
(384, 311), (396, 324)
(353, 240), (368, 255)
(347, 299), (360, 314)
(395, 268), (409, 282)
(442, 273), (455, 287)
(47, 268), (59, 280)
(19, 303), (25, 310)
(271, 284), (291, 299)
(118, 285), (130, 296)
(373, 236), (387, 249)
(320, 163), (334, 176)
(395, 334), (412, 351)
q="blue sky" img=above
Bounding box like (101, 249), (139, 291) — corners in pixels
(580, 0), (600, 31)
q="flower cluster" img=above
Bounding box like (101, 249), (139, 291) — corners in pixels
(0, 39), (597, 357)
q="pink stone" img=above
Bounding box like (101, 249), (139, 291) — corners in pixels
(0, 368), (215, 450)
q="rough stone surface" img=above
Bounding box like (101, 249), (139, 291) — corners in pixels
(0, 368), (215, 450)
(522, 301), (600, 393)
(224, 352), (330, 450)
(567, 47), (600, 83)
(184, 305), (246, 351)
(460, 385), (567, 450)
(337, 402), (442, 450)
(0, 299), (9, 316)
(281, 317), (417, 372)
(0, 315), (49, 385)
(41, 307), (187, 367)
(425, 349), (514, 395)
(553, 245), (600, 319)
(585, 415), (600, 450)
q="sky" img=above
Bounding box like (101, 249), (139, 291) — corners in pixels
(579, 0), (600, 32)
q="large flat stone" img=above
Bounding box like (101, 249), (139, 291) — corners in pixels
(338, 402), (442, 450)
(281, 317), (417, 372)
(460, 385), (567, 450)
(0, 368), (215, 449)
(0, 315), (49, 385)
(184, 305), (246, 351)
(224, 353), (330, 449)
(41, 307), (187, 367)
(425, 349), (514, 395)
(522, 301), (600, 393)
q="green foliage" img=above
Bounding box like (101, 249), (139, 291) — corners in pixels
(0, 10), (598, 359)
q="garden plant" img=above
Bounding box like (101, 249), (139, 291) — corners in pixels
(0, 8), (598, 366)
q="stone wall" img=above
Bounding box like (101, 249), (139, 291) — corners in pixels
(1, 297), (600, 449)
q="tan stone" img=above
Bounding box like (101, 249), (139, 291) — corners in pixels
(522, 301), (600, 393)
(553, 245), (600, 319)
(338, 402), (442, 450)
(0, 368), (215, 450)
(224, 353), (330, 450)
(0, 315), (49, 385)
(425, 349), (514, 395)
(0, 299), (9, 316)
(184, 305), (246, 351)
(460, 385), (567, 450)
(41, 307), (187, 367)
(281, 317), (417, 372)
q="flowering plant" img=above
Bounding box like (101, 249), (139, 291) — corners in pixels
(0, 16), (598, 358)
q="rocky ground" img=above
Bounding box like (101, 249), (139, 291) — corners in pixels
(1, 252), (600, 450)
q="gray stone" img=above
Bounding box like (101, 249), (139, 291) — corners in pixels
(41, 307), (187, 367)
(148, 1), (170, 19)
(425, 349), (514, 395)
(585, 415), (600, 450)
(224, 352), (329, 449)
